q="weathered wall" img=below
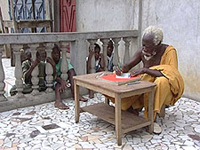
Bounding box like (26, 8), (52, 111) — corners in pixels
(1, 0), (199, 102)
(0, 0), (9, 31)
(76, 0), (200, 102)
(76, 0), (139, 31)
(141, 0), (200, 101)
(0, 0), (9, 20)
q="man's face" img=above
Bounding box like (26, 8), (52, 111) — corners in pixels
(107, 41), (113, 57)
(26, 52), (32, 61)
(52, 48), (60, 64)
(94, 48), (100, 60)
(142, 34), (156, 56)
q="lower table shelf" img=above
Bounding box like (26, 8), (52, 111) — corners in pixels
(81, 103), (151, 134)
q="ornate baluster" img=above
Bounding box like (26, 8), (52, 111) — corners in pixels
(87, 39), (96, 73)
(101, 39), (109, 71)
(112, 38), (121, 69)
(123, 37), (132, 64)
(45, 43), (54, 93)
(14, 45), (24, 98)
(0, 45), (6, 101)
(60, 42), (68, 81)
(29, 44), (40, 95)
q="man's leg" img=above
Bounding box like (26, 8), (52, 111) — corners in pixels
(54, 83), (69, 110)
(68, 69), (88, 102)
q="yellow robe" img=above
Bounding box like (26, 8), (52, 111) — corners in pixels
(109, 45), (184, 120)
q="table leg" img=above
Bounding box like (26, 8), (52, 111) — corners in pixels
(75, 81), (80, 123)
(115, 94), (122, 146)
(148, 90), (155, 133)
(105, 97), (110, 105)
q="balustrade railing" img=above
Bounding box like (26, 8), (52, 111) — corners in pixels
(0, 30), (139, 112)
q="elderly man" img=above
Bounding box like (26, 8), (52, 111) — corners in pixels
(115, 26), (184, 127)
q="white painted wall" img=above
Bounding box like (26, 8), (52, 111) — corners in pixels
(141, 0), (200, 101)
(76, 0), (139, 31)
(1, 0), (199, 101)
(76, 0), (200, 102)
(0, 0), (9, 20)
(0, 0), (9, 31)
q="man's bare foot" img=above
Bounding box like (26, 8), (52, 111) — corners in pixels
(54, 101), (69, 110)
(79, 96), (88, 102)
(127, 106), (139, 115)
(89, 90), (94, 99)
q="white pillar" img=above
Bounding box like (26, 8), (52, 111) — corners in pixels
(30, 44), (40, 95)
(123, 37), (131, 64)
(60, 42), (69, 81)
(14, 45), (24, 98)
(87, 39), (96, 73)
(101, 39), (109, 71)
(112, 38), (121, 69)
(45, 43), (54, 93)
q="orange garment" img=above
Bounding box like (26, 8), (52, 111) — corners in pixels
(109, 45), (184, 120)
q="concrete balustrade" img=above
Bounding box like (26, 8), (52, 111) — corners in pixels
(0, 30), (139, 112)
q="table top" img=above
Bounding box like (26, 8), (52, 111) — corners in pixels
(74, 72), (156, 94)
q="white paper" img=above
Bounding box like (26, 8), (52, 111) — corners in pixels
(116, 73), (131, 78)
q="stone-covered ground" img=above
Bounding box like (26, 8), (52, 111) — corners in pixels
(1, 58), (200, 150)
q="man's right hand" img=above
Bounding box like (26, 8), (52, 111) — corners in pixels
(32, 56), (41, 68)
(115, 66), (123, 76)
(88, 49), (94, 59)
(46, 57), (56, 67)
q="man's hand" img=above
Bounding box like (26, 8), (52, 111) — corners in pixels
(131, 68), (147, 76)
(46, 57), (56, 67)
(115, 66), (123, 76)
(31, 56), (41, 69)
(58, 79), (67, 93)
(88, 49), (94, 59)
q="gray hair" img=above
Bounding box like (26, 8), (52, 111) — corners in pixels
(143, 26), (163, 45)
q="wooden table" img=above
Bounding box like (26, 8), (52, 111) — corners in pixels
(74, 72), (156, 145)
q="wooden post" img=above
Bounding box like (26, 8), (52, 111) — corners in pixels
(148, 89), (155, 133)
(75, 80), (80, 123)
(10, 0), (19, 33)
(115, 93), (122, 146)
(0, 7), (11, 58)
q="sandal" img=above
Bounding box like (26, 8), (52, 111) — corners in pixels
(153, 122), (162, 134)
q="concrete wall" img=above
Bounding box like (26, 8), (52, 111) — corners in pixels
(0, 0), (9, 20)
(1, 0), (199, 102)
(76, 0), (140, 31)
(0, 0), (9, 31)
(76, 0), (200, 102)
(141, 0), (200, 101)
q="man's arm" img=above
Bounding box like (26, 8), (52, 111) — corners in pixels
(116, 48), (142, 75)
(23, 57), (41, 83)
(131, 67), (163, 77)
(46, 57), (56, 78)
(86, 49), (94, 73)
(98, 53), (105, 71)
(55, 76), (67, 92)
